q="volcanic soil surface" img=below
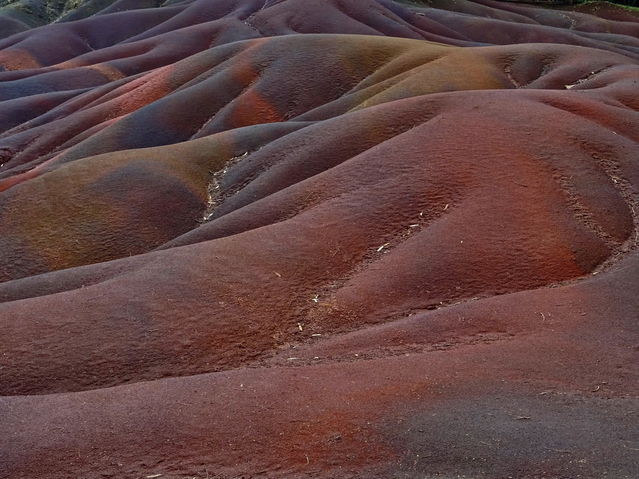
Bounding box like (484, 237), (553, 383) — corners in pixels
(0, 0), (638, 478)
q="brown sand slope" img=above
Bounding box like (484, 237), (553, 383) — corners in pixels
(0, 1), (638, 478)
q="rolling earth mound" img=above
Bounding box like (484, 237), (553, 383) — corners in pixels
(1, 1), (638, 478)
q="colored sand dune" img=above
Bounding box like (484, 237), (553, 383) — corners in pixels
(0, 1), (638, 478)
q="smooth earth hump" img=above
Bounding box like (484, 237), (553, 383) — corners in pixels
(1, 1), (638, 478)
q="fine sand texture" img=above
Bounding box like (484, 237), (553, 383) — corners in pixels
(0, 1), (638, 478)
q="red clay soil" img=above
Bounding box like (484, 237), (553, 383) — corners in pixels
(0, 0), (638, 478)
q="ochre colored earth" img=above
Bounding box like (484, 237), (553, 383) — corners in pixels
(0, 1), (638, 478)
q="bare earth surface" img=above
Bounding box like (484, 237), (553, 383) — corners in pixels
(0, 0), (638, 478)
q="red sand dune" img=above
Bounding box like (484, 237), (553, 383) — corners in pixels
(0, 1), (638, 478)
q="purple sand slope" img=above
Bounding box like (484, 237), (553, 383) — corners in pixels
(0, 1), (638, 478)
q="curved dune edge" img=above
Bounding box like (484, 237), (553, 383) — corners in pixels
(1, 1), (638, 478)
